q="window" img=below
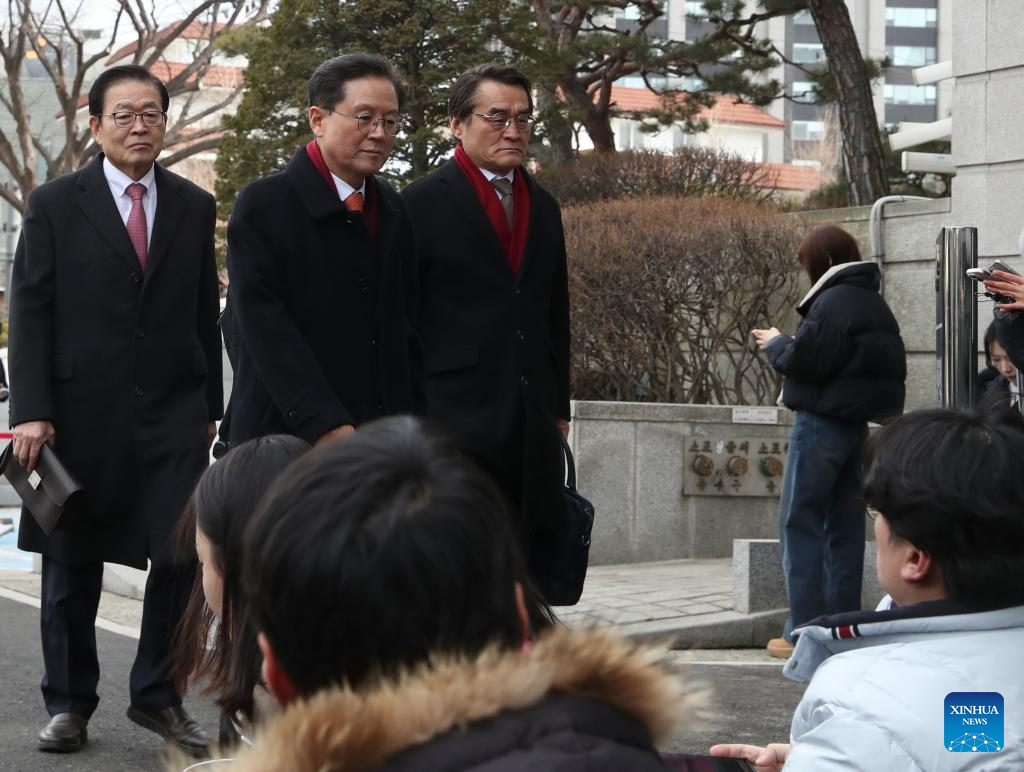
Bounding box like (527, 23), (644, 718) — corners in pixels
(792, 43), (825, 63)
(685, 1), (707, 18)
(681, 75), (706, 92)
(886, 7), (937, 28)
(793, 10), (814, 25)
(616, 4), (641, 20)
(790, 81), (818, 103)
(886, 45), (937, 67)
(615, 74), (667, 89)
(884, 83), (937, 105)
(792, 120), (826, 141)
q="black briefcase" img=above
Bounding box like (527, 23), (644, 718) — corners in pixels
(533, 438), (595, 607)
(0, 440), (83, 535)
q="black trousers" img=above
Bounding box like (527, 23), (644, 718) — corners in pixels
(40, 555), (194, 717)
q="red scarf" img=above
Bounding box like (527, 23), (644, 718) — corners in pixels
(453, 144), (530, 274)
(305, 139), (378, 241)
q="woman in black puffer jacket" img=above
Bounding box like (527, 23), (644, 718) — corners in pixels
(753, 225), (906, 657)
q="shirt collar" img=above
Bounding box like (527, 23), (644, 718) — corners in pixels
(330, 172), (365, 202)
(103, 156), (156, 197)
(477, 166), (515, 185)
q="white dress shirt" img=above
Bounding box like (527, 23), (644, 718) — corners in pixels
(330, 172), (365, 203)
(103, 158), (157, 249)
(478, 166), (515, 203)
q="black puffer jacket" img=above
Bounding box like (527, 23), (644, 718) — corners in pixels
(765, 261), (905, 422)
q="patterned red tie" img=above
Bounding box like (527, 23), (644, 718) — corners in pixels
(126, 182), (148, 269)
(344, 192), (364, 213)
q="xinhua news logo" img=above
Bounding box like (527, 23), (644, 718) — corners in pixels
(945, 692), (1004, 753)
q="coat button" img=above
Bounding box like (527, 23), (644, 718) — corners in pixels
(129, 272), (141, 284)
(369, 337), (376, 346)
(135, 328), (145, 339)
(286, 409), (297, 420)
(358, 278), (368, 292)
(520, 375), (529, 386)
(516, 330), (525, 342)
(514, 287), (521, 296)
(134, 386), (145, 396)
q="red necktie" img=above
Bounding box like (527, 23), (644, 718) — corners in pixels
(344, 192), (364, 213)
(126, 182), (148, 269)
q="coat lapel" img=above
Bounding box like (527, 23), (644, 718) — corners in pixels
(75, 155), (139, 271)
(517, 169), (542, 282)
(146, 164), (187, 280)
(438, 160), (510, 275)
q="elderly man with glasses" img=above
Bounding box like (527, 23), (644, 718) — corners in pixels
(10, 64), (221, 755)
(225, 53), (421, 449)
(402, 64), (572, 604)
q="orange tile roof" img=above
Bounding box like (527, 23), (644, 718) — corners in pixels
(107, 21), (230, 64)
(756, 162), (823, 191)
(610, 86), (785, 128)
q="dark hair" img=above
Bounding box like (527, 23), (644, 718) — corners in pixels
(307, 53), (405, 110)
(244, 416), (552, 697)
(797, 224), (862, 284)
(863, 408), (1024, 609)
(448, 63), (533, 121)
(88, 64), (169, 117)
(984, 320), (1000, 368)
(174, 435), (310, 721)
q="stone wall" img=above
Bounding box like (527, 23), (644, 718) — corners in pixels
(572, 401), (794, 565)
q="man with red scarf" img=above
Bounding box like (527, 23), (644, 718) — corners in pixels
(403, 64), (570, 601)
(226, 54), (420, 447)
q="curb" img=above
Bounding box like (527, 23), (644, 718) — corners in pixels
(614, 608), (787, 649)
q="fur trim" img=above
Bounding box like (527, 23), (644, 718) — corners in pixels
(198, 627), (702, 772)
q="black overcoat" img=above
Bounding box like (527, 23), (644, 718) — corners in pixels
(225, 148), (420, 445)
(9, 156), (223, 569)
(402, 160), (570, 538)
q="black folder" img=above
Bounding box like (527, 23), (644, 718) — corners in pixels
(0, 441), (83, 535)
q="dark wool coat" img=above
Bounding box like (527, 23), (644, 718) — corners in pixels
(766, 261), (906, 423)
(213, 627), (698, 772)
(225, 148), (421, 445)
(402, 160), (570, 542)
(10, 156), (222, 569)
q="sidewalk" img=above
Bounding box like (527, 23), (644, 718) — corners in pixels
(0, 557), (785, 648)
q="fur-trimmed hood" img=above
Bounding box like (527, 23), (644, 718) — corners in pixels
(198, 627), (701, 772)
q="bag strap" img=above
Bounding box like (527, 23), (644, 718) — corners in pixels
(561, 436), (578, 491)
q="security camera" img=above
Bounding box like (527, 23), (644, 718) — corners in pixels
(902, 151), (956, 175)
(889, 117), (952, 151)
(912, 60), (953, 86)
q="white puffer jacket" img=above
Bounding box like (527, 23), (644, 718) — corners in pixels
(781, 599), (1024, 771)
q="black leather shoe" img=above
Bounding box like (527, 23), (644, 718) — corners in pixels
(38, 712), (88, 753)
(127, 705), (210, 756)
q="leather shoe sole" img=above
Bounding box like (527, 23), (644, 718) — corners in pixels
(38, 713), (88, 753)
(126, 705), (209, 756)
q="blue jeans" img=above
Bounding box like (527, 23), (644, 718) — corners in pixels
(779, 411), (868, 640)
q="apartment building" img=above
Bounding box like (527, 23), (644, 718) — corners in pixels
(609, 0), (951, 164)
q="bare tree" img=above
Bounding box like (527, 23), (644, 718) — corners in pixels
(0, 0), (270, 212)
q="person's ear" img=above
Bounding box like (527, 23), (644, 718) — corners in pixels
(308, 106), (326, 137)
(514, 581), (532, 652)
(89, 114), (102, 144)
(900, 546), (935, 584)
(258, 632), (299, 706)
(450, 116), (464, 141)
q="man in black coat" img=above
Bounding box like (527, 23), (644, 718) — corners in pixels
(9, 66), (222, 754)
(226, 53), (419, 447)
(402, 64), (570, 598)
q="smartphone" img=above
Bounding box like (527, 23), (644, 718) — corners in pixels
(966, 267), (993, 281)
(662, 754), (757, 772)
(988, 259), (1021, 276)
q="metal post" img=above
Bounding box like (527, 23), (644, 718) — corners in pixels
(935, 226), (978, 409)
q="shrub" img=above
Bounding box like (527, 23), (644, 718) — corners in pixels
(536, 148), (775, 207)
(565, 196), (805, 405)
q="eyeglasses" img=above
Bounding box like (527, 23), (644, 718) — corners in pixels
(866, 507), (881, 521)
(472, 112), (536, 132)
(324, 109), (404, 136)
(97, 111), (167, 128)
